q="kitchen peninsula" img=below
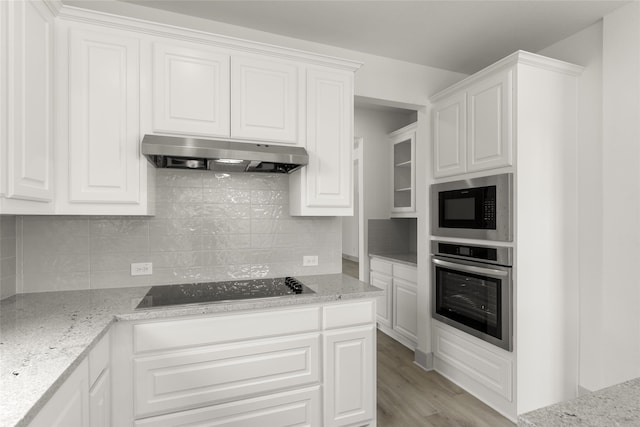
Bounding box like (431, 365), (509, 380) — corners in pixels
(1, 274), (382, 427)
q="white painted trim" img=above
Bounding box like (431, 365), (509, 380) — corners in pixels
(414, 349), (433, 371)
(54, 5), (362, 72)
(431, 50), (583, 102)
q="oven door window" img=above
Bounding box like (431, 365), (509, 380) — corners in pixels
(435, 266), (502, 340)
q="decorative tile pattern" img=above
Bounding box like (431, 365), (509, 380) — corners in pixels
(18, 171), (341, 292)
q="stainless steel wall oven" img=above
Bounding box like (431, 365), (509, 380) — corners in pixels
(431, 241), (513, 351)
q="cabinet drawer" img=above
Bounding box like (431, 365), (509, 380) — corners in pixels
(433, 324), (512, 401)
(322, 300), (375, 330)
(134, 334), (320, 417)
(394, 264), (417, 283)
(134, 386), (321, 427)
(133, 306), (320, 353)
(370, 257), (392, 275)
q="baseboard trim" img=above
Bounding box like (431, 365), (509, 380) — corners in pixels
(414, 349), (434, 371)
(342, 254), (359, 262)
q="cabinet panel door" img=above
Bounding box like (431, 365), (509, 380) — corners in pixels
(393, 278), (418, 342)
(68, 28), (140, 203)
(6, 0), (53, 203)
(303, 67), (353, 211)
(433, 92), (466, 178)
(89, 369), (111, 427)
(231, 56), (298, 143)
(29, 359), (89, 427)
(153, 42), (230, 137)
(371, 271), (392, 328)
(323, 325), (374, 427)
(467, 69), (513, 172)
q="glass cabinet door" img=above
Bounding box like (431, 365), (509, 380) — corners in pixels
(389, 123), (416, 216)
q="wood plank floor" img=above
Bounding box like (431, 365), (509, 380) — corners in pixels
(376, 331), (515, 427)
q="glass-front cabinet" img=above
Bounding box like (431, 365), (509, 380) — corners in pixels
(389, 122), (417, 217)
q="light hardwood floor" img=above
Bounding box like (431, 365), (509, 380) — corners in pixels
(376, 331), (515, 427)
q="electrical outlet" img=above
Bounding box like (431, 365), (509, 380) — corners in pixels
(303, 255), (318, 267)
(131, 262), (153, 276)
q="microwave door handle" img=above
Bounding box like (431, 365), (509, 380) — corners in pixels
(432, 258), (509, 277)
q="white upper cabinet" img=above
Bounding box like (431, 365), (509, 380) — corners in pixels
(290, 66), (354, 216)
(432, 67), (513, 178)
(54, 20), (152, 215)
(433, 92), (466, 178)
(66, 27), (142, 205)
(231, 55), (300, 144)
(153, 42), (230, 137)
(0, 0), (55, 213)
(389, 122), (417, 217)
(467, 70), (513, 173)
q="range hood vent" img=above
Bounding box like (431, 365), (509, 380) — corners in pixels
(141, 135), (308, 174)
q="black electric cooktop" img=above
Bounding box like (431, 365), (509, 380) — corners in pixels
(136, 277), (315, 309)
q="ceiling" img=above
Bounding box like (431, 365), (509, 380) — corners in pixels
(110, 0), (630, 75)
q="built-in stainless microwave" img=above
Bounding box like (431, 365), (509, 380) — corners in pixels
(431, 173), (513, 242)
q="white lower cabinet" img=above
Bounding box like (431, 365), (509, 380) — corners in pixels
(28, 359), (90, 427)
(370, 256), (418, 349)
(112, 301), (377, 426)
(134, 387), (321, 427)
(29, 331), (111, 427)
(323, 326), (375, 427)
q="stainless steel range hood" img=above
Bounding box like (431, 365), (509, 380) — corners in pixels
(141, 134), (308, 174)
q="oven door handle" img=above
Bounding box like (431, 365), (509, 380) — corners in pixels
(432, 258), (509, 277)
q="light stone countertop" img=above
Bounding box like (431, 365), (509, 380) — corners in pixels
(369, 252), (418, 266)
(518, 378), (640, 426)
(0, 274), (382, 427)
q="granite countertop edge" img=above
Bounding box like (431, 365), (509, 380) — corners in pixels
(1, 273), (380, 427)
(369, 252), (418, 266)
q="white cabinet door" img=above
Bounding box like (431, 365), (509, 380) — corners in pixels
(393, 278), (418, 342)
(3, 0), (54, 205)
(67, 27), (141, 204)
(29, 359), (89, 427)
(466, 69), (513, 172)
(231, 55), (299, 144)
(433, 92), (466, 178)
(290, 66), (353, 216)
(89, 369), (111, 427)
(389, 123), (416, 216)
(371, 271), (392, 328)
(323, 325), (375, 427)
(153, 42), (230, 137)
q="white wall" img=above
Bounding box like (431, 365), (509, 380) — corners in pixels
(353, 106), (416, 279)
(537, 2), (640, 392)
(600, 1), (640, 389)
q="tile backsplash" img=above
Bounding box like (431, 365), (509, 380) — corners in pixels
(1, 216), (17, 299)
(18, 170), (341, 293)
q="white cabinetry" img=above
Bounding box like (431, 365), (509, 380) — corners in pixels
(430, 51), (583, 419)
(54, 20), (152, 214)
(432, 68), (513, 178)
(29, 332), (111, 427)
(152, 41), (230, 137)
(290, 66), (354, 216)
(28, 359), (90, 427)
(112, 301), (376, 427)
(370, 256), (417, 349)
(231, 55), (300, 144)
(389, 122), (417, 216)
(0, 0), (55, 214)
